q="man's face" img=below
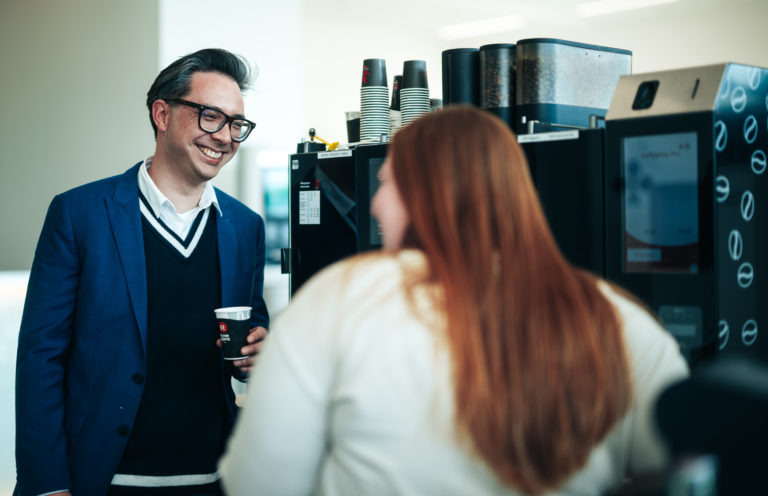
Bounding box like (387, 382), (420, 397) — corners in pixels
(161, 71), (246, 184)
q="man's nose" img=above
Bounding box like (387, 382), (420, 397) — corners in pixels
(211, 123), (233, 144)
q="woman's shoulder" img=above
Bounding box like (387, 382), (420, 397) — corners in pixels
(597, 281), (661, 334)
(597, 280), (689, 386)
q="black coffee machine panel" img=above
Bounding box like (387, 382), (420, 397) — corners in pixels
(519, 128), (606, 277)
(284, 144), (387, 296)
(604, 64), (768, 363)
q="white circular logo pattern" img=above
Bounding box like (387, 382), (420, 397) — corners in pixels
(721, 78), (732, 100)
(742, 319), (758, 346)
(718, 320), (729, 350)
(752, 149), (767, 175)
(748, 67), (761, 90)
(715, 120), (728, 152)
(715, 175), (730, 203)
(728, 229), (743, 261)
(741, 190), (755, 221)
(731, 87), (747, 113)
(737, 262), (755, 289)
(744, 115), (758, 144)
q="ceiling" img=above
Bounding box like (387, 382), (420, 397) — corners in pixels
(313, 0), (735, 39)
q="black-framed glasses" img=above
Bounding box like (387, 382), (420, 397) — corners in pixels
(166, 98), (255, 142)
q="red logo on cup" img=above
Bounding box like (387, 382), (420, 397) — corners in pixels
(219, 322), (228, 333)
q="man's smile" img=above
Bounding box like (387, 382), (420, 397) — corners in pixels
(197, 144), (224, 159)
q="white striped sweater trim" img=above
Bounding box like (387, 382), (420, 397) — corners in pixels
(111, 472), (220, 487)
(139, 198), (210, 259)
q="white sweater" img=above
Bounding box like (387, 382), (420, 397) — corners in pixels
(220, 250), (689, 496)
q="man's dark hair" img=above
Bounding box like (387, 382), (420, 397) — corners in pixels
(146, 48), (253, 138)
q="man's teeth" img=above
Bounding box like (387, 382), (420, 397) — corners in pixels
(198, 146), (222, 159)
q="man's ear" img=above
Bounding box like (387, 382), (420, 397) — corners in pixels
(152, 99), (172, 134)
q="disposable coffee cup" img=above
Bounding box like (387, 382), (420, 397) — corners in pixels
(215, 306), (251, 360)
(346, 111), (361, 143)
(402, 60), (429, 89)
(362, 58), (388, 87)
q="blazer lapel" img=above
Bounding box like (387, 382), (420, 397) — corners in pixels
(107, 164), (148, 355)
(217, 202), (237, 308)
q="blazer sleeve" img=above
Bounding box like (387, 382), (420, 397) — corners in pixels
(15, 194), (80, 495)
(228, 211), (269, 383)
(249, 214), (269, 329)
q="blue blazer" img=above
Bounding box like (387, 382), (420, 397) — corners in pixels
(15, 163), (269, 496)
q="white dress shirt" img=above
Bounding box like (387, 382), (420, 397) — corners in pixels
(137, 155), (222, 240)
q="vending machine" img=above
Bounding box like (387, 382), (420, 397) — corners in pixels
(604, 63), (768, 363)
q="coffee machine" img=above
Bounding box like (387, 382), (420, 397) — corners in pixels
(604, 63), (768, 363)
(518, 62), (768, 364)
(283, 144), (387, 295)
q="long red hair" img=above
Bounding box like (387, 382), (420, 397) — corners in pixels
(389, 106), (631, 493)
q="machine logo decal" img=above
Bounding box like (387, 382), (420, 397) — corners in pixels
(737, 262), (754, 289)
(744, 115), (758, 144)
(718, 320), (729, 350)
(742, 319), (758, 346)
(741, 190), (755, 221)
(728, 230), (743, 261)
(748, 67), (761, 90)
(731, 87), (747, 113)
(715, 120), (728, 152)
(715, 175), (730, 203)
(752, 149), (767, 175)
(720, 77), (731, 100)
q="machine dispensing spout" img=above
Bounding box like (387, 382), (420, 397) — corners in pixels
(308, 128), (339, 151)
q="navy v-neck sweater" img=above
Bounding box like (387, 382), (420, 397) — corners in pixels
(115, 209), (227, 487)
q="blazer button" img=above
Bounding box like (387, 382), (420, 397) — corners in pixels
(117, 425), (129, 436)
(132, 373), (145, 384)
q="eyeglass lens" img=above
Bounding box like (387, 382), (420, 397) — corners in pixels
(199, 108), (252, 142)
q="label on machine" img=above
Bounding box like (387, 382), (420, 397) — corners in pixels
(299, 190), (320, 225)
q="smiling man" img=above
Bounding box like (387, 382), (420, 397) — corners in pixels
(15, 48), (269, 496)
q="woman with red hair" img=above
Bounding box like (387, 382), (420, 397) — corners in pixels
(220, 106), (688, 495)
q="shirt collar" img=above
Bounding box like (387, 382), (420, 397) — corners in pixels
(137, 155), (222, 217)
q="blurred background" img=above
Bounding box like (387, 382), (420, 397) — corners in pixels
(1, 0), (767, 492)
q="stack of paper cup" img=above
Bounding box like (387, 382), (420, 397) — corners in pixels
(400, 60), (430, 127)
(360, 58), (389, 142)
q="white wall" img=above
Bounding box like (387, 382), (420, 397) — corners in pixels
(0, 0), (159, 271)
(0, 1), (160, 491)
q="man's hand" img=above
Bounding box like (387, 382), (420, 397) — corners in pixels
(217, 326), (268, 374)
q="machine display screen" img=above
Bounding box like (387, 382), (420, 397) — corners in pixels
(623, 132), (699, 273)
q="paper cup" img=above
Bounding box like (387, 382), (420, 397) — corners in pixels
(215, 306), (251, 360)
